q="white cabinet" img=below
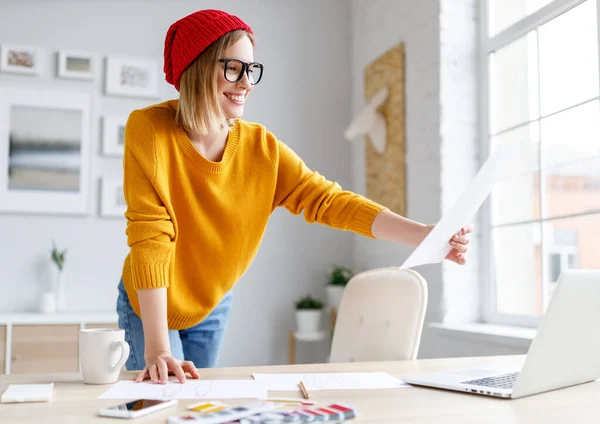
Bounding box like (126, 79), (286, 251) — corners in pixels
(0, 313), (118, 375)
(0, 325), (5, 373)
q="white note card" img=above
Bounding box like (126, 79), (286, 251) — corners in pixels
(252, 372), (409, 391)
(99, 380), (268, 400)
(1, 383), (54, 403)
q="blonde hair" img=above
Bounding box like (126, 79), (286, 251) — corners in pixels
(176, 30), (254, 135)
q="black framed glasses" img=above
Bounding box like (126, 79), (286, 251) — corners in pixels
(218, 58), (264, 85)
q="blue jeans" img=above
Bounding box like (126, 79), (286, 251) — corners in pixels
(116, 280), (232, 371)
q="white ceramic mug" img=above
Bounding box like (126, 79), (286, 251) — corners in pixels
(79, 328), (130, 384)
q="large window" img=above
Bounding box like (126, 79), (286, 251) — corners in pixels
(481, 0), (600, 326)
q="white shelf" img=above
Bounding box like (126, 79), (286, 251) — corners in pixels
(0, 312), (118, 325)
(294, 331), (327, 342)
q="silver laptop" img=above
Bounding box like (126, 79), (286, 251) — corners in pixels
(403, 270), (600, 399)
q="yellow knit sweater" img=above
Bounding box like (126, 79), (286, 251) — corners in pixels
(121, 99), (386, 330)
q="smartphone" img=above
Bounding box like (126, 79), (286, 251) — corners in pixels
(98, 399), (178, 419)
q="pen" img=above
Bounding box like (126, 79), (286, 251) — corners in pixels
(298, 380), (310, 400)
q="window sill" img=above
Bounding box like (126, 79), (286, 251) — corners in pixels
(427, 322), (536, 347)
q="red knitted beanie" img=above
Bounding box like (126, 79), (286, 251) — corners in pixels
(164, 9), (253, 91)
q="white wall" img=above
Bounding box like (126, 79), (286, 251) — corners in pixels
(350, 0), (445, 340)
(0, 0), (354, 366)
(438, 0), (480, 326)
(350, 0), (529, 358)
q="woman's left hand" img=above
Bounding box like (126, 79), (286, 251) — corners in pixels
(444, 225), (473, 265)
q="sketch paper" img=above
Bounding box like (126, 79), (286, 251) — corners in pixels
(252, 372), (409, 391)
(401, 141), (515, 269)
(99, 380), (268, 400)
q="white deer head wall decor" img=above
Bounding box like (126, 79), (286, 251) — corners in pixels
(343, 86), (388, 154)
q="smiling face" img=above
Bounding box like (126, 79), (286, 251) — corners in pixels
(217, 36), (254, 119)
(176, 30), (255, 136)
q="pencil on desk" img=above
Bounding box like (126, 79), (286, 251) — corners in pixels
(298, 380), (310, 399)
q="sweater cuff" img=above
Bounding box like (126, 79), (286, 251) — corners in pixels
(350, 201), (388, 238)
(132, 263), (170, 289)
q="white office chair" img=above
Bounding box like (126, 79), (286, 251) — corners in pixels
(329, 267), (428, 362)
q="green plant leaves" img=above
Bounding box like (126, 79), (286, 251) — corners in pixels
(327, 266), (353, 286)
(295, 295), (323, 310)
(51, 240), (66, 271)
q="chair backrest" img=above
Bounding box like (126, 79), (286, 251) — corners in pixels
(329, 267), (428, 363)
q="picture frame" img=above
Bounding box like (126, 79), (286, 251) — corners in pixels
(99, 177), (126, 218)
(57, 50), (96, 80)
(0, 87), (91, 215)
(105, 55), (160, 98)
(0, 44), (39, 75)
(101, 116), (127, 157)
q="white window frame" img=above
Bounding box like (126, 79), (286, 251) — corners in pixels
(479, 0), (600, 327)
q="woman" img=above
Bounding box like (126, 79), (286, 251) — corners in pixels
(116, 9), (472, 385)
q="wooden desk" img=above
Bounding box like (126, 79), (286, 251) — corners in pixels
(1, 355), (600, 423)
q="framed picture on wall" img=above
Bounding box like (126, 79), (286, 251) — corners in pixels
(0, 87), (91, 215)
(0, 44), (39, 75)
(101, 116), (127, 157)
(99, 177), (126, 218)
(104, 55), (160, 98)
(57, 50), (97, 80)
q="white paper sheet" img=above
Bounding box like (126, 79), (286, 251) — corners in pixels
(401, 140), (515, 269)
(99, 380), (268, 400)
(252, 372), (409, 391)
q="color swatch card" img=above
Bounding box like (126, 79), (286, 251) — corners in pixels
(240, 403), (357, 423)
(99, 380), (268, 400)
(252, 372), (408, 391)
(167, 401), (281, 423)
(187, 401), (230, 413)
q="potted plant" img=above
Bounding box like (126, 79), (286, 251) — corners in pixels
(325, 266), (353, 311)
(51, 241), (67, 312)
(295, 294), (324, 334)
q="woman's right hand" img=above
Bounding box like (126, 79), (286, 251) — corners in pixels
(135, 351), (200, 384)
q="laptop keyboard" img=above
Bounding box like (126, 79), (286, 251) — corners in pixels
(461, 372), (520, 389)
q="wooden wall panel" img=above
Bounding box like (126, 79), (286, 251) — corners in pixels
(364, 43), (406, 216)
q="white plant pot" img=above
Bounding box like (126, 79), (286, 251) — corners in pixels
(295, 310), (322, 333)
(326, 285), (345, 311)
(54, 269), (67, 312)
(40, 291), (56, 314)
